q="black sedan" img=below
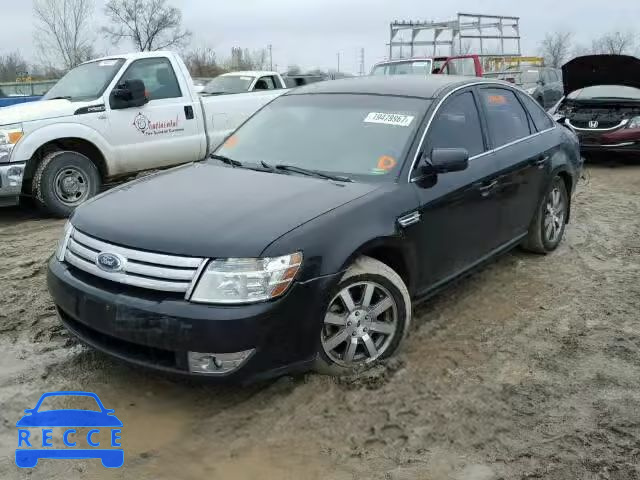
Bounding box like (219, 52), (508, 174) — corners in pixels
(47, 75), (582, 381)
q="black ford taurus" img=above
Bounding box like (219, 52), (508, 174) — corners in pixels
(47, 76), (583, 381)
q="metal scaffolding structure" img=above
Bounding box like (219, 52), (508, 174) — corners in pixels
(388, 13), (521, 62)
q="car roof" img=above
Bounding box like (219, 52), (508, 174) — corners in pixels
(286, 75), (502, 99)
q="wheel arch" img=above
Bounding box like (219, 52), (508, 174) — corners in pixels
(23, 137), (108, 193)
(341, 237), (418, 296)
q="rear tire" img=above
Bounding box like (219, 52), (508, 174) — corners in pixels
(522, 176), (569, 254)
(33, 150), (101, 217)
(314, 256), (411, 376)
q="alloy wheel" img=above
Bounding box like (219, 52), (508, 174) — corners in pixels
(321, 281), (398, 366)
(544, 185), (565, 244)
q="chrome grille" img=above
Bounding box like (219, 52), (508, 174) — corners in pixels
(64, 228), (205, 293)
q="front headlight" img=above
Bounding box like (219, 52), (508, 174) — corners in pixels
(0, 123), (24, 163)
(627, 116), (640, 129)
(55, 221), (74, 261)
(190, 252), (303, 304)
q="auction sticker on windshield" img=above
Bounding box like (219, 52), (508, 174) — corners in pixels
(364, 112), (415, 127)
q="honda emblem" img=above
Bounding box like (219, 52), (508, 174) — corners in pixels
(588, 120), (599, 129)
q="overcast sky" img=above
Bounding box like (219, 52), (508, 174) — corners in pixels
(2, 0), (639, 73)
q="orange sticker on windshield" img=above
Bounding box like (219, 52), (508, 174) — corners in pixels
(377, 155), (397, 171)
(488, 95), (507, 105)
(223, 135), (238, 148)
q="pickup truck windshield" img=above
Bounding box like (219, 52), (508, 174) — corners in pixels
(371, 60), (433, 76)
(215, 94), (429, 181)
(43, 59), (125, 101)
(204, 75), (255, 94)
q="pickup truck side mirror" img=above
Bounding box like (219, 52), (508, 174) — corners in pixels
(110, 79), (149, 110)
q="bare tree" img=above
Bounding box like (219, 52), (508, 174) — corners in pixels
(183, 47), (225, 78)
(0, 52), (29, 82)
(103, 0), (191, 51)
(452, 40), (473, 55)
(591, 30), (636, 55)
(539, 31), (573, 68)
(33, 0), (95, 70)
(224, 47), (269, 71)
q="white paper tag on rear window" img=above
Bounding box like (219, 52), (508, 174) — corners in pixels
(98, 60), (118, 67)
(364, 112), (414, 127)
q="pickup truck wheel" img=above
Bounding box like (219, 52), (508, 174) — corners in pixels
(522, 176), (569, 254)
(33, 150), (101, 217)
(314, 256), (411, 376)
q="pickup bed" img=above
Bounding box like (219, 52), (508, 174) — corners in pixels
(0, 51), (285, 215)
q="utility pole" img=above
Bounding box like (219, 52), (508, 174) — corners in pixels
(359, 48), (365, 76)
(337, 52), (341, 73)
(268, 44), (273, 70)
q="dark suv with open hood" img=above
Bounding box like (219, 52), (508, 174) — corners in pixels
(553, 54), (640, 156)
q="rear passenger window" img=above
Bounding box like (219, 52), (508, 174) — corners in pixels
(428, 91), (485, 157)
(518, 92), (555, 131)
(480, 88), (531, 147)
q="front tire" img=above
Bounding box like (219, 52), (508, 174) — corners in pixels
(33, 150), (101, 217)
(314, 256), (411, 376)
(522, 176), (569, 254)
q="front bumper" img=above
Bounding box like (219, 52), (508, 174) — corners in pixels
(47, 258), (339, 382)
(0, 161), (25, 206)
(579, 140), (640, 155)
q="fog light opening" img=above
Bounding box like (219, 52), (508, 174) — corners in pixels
(187, 349), (254, 375)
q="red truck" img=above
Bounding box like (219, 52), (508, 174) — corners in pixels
(371, 55), (483, 77)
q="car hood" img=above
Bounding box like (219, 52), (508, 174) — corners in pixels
(72, 163), (380, 258)
(562, 54), (640, 95)
(16, 410), (123, 427)
(0, 98), (81, 125)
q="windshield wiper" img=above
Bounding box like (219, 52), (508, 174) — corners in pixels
(49, 96), (72, 100)
(210, 154), (242, 167)
(274, 164), (353, 182)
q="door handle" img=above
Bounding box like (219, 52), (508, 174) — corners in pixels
(534, 155), (550, 168)
(477, 179), (498, 197)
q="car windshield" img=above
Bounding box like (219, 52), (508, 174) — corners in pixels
(43, 59), (125, 101)
(214, 93), (429, 181)
(203, 75), (255, 94)
(500, 69), (540, 86)
(568, 85), (640, 100)
(371, 60), (433, 76)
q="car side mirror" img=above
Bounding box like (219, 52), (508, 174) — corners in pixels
(429, 148), (469, 174)
(110, 79), (149, 110)
(538, 79), (546, 86)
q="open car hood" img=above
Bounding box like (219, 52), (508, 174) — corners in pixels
(562, 55), (640, 95)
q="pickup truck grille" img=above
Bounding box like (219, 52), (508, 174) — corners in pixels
(64, 229), (205, 294)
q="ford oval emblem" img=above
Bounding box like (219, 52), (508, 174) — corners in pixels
(96, 252), (125, 273)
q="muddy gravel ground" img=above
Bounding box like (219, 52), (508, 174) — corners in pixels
(1, 164), (639, 480)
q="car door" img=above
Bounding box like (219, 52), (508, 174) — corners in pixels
(105, 57), (203, 173)
(410, 88), (503, 292)
(476, 86), (552, 243)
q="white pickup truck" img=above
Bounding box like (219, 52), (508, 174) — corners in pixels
(0, 51), (285, 216)
(201, 71), (288, 95)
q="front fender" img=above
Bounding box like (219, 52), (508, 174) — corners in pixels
(261, 184), (419, 289)
(12, 123), (114, 175)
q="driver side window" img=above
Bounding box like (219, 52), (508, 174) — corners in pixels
(118, 58), (182, 101)
(428, 91), (486, 157)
